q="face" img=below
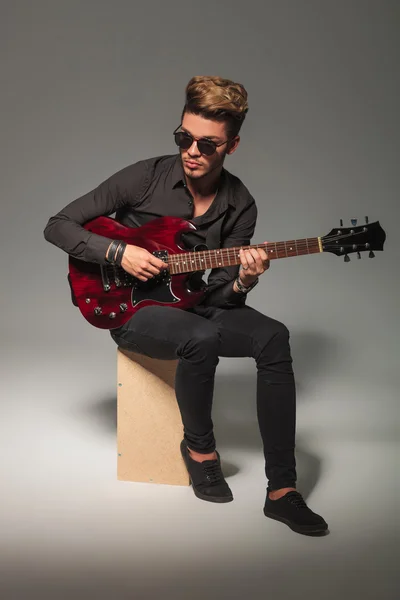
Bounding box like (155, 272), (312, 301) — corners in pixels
(179, 112), (240, 181)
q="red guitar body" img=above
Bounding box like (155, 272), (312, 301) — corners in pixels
(68, 216), (207, 330)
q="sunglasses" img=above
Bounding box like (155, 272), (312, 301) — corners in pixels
(173, 126), (231, 156)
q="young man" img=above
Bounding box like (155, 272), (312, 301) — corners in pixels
(44, 76), (328, 535)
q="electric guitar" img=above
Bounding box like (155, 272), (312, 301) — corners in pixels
(67, 216), (386, 330)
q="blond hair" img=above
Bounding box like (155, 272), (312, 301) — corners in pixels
(181, 75), (249, 138)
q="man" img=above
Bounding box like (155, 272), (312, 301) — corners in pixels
(44, 75), (328, 535)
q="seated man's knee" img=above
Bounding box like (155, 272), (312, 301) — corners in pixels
(254, 319), (291, 363)
(181, 323), (219, 361)
(258, 319), (290, 344)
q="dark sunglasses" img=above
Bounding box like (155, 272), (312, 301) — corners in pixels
(173, 126), (230, 156)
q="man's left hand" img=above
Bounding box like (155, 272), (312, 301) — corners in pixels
(239, 243), (270, 287)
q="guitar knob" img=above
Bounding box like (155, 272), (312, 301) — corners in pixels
(109, 312), (116, 319)
(94, 307), (102, 315)
(119, 303), (128, 312)
(344, 254), (350, 262)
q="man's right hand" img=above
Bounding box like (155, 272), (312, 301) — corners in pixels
(120, 244), (169, 281)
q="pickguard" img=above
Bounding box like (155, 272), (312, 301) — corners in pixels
(131, 275), (180, 307)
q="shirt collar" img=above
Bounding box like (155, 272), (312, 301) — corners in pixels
(171, 154), (235, 208)
(171, 154), (186, 188)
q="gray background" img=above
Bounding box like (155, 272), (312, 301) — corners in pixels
(1, 1), (399, 599)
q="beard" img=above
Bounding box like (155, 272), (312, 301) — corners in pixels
(182, 149), (227, 181)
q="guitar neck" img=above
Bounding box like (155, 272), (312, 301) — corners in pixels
(168, 237), (322, 275)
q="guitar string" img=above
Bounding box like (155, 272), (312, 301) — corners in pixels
(105, 231), (368, 266)
(104, 232), (372, 277)
(164, 238), (363, 265)
(164, 230), (370, 262)
(105, 239), (366, 274)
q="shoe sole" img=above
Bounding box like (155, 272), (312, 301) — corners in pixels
(181, 443), (233, 504)
(263, 508), (328, 535)
(191, 481), (233, 503)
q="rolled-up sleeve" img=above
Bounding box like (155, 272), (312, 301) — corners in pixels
(43, 160), (149, 264)
(202, 198), (258, 308)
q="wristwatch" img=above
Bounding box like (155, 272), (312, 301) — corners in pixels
(235, 275), (259, 294)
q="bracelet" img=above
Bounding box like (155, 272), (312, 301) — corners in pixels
(105, 240), (125, 265)
(105, 240), (119, 264)
(235, 275), (259, 294)
(115, 241), (127, 266)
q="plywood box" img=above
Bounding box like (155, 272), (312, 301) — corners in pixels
(117, 347), (190, 486)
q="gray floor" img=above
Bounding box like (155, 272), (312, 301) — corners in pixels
(1, 334), (398, 600)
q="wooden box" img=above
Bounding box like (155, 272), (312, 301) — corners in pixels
(117, 347), (190, 486)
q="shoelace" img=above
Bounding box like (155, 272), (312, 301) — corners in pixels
(285, 492), (308, 509)
(203, 461), (223, 484)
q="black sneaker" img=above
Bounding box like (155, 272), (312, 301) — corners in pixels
(180, 439), (233, 503)
(264, 491), (328, 535)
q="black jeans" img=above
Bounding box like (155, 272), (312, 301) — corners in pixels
(110, 304), (297, 492)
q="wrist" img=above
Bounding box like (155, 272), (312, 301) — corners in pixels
(239, 272), (258, 287)
(234, 274), (259, 294)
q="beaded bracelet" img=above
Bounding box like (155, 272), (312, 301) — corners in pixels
(235, 275), (259, 294)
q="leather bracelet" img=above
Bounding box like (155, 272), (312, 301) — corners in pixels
(235, 275), (259, 294)
(105, 240), (120, 264)
(115, 241), (127, 266)
(113, 241), (123, 262)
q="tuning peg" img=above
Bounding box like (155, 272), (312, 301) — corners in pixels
(351, 219), (357, 226)
(369, 250), (375, 258)
(344, 254), (350, 262)
(365, 216), (369, 224)
(357, 251), (361, 259)
(340, 219), (343, 227)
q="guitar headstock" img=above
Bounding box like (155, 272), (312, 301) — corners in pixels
(322, 218), (386, 260)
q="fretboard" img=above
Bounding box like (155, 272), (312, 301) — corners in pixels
(168, 237), (322, 275)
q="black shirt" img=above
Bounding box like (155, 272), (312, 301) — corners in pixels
(43, 154), (258, 308)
